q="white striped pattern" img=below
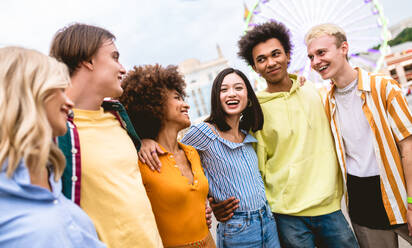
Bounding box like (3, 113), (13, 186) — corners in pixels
(181, 122), (267, 211)
(325, 67), (412, 225)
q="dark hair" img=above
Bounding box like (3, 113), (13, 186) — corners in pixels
(238, 21), (293, 67)
(119, 64), (186, 139)
(205, 68), (263, 132)
(49, 23), (115, 76)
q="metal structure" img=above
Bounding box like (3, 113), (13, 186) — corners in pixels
(244, 0), (390, 85)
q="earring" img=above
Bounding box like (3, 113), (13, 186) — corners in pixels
(248, 99), (252, 107)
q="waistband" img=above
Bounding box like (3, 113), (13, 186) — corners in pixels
(233, 203), (271, 218)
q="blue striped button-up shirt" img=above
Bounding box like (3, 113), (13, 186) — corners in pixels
(181, 122), (266, 211)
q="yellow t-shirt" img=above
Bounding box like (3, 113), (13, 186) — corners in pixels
(74, 108), (163, 248)
(139, 143), (209, 247)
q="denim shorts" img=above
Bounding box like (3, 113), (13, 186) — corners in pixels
(217, 204), (280, 248)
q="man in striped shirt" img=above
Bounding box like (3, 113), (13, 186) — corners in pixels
(306, 23), (412, 247)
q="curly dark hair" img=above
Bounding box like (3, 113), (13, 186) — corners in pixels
(238, 21), (293, 66)
(119, 64), (186, 139)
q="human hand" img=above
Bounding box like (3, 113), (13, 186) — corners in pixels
(205, 203), (212, 229)
(138, 139), (164, 172)
(298, 75), (306, 86)
(208, 196), (239, 222)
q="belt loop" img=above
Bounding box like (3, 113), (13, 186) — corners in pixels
(247, 211), (251, 225)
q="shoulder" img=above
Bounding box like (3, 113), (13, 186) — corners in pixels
(184, 122), (217, 141)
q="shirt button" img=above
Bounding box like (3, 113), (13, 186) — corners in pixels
(71, 148), (78, 154)
(72, 176), (78, 182)
(53, 200), (59, 205)
(169, 155), (173, 159)
(69, 224), (75, 230)
(194, 180), (198, 184)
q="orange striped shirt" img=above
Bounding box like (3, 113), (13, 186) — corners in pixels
(325, 67), (412, 225)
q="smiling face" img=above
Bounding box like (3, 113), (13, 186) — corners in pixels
(164, 89), (190, 130)
(91, 39), (126, 98)
(307, 34), (348, 80)
(219, 73), (248, 118)
(45, 88), (74, 137)
(252, 38), (290, 85)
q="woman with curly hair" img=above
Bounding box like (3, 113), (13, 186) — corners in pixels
(0, 47), (105, 247)
(120, 64), (215, 248)
(137, 67), (281, 248)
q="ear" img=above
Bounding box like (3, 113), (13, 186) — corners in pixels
(81, 59), (94, 71)
(252, 64), (257, 72)
(286, 52), (291, 64)
(340, 41), (349, 57)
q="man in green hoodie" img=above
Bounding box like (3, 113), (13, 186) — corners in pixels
(222, 21), (358, 247)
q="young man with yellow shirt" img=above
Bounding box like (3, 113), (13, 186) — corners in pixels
(50, 23), (163, 248)
(306, 23), (412, 248)
(213, 21), (359, 247)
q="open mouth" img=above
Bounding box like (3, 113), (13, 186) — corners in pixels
(226, 100), (239, 106)
(318, 65), (329, 73)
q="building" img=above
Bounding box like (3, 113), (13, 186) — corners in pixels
(178, 45), (229, 122)
(383, 42), (412, 85)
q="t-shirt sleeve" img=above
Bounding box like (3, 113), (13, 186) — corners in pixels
(181, 123), (216, 151)
(387, 82), (412, 142)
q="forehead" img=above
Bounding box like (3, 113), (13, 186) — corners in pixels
(252, 38), (285, 57)
(95, 39), (118, 55)
(307, 35), (337, 53)
(221, 73), (245, 85)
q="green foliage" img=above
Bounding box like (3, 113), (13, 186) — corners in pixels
(373, 27), (412, 50)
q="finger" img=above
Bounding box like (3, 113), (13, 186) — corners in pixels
(145, 152), (160, 172)
(156, 144), (165, 155)
(152, 153), (162, 172)
(220, 213), (234, 222)
(215, 198), (239, 211)
(138, 153), (146, 164)
(211, 197), (236, 208)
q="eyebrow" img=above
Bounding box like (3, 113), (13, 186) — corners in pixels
(255, 49), (281, 59)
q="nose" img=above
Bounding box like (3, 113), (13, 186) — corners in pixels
(267, 56), (276, 67)
(64, 94), (74, 109)
(311, 56), (321, 68)
(119, 63), (126, 75)
(183, 100), (190, 110)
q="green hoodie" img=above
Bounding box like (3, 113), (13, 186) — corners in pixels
(254, 74), (342, 216)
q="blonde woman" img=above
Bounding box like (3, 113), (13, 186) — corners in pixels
(0, 47), (105, 248)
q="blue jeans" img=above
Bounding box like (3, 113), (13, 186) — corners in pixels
(217, 204), (280, 248)
(275, 210), (359, 248)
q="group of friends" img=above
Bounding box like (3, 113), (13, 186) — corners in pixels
(0, 19), (411, 248)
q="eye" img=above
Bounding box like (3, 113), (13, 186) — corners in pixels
(220, 88), (228, 92)
(273, 51), (281, 57)
(235, 86), (244, 91)
(308, 55), (313, 61)
(256, 57), (265, 63)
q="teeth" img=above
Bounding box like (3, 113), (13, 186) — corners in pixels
(226, 100), (239, 105)
(319, 65), (328, 72)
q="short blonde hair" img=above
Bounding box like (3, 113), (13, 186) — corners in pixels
(0, 47), (70, 181)
(305, 23), (347, 47)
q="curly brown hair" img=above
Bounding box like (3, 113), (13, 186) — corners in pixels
(238, 21), (293, 67)
(119, 64), (186, 139)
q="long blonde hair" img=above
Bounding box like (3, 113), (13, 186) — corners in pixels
(0, 47), (70, 181)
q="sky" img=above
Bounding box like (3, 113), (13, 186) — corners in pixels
(0, 0), (411, 72)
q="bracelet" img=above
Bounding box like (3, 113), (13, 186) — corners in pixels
(408, 197), (412, 204)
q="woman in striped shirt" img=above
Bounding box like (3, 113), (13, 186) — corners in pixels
(139, 68), (281, 248)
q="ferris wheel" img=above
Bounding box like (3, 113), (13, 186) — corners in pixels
(244, 0), (390, 85)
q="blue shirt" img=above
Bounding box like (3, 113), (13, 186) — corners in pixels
(0, 160), (106, 248)
(181, 122), (266, 211)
